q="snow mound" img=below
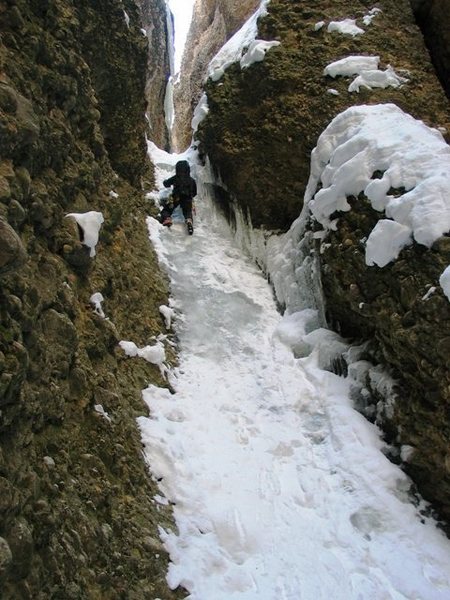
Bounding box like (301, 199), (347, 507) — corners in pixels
(274, 309), (320, 357)
(275, 310), (351, 370)
(306, 104), (450, 269)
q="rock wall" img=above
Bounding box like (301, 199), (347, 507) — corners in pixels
(172, 0), (259, 151)
(319, 193), (450, 526)
(199, 0), (450, 230)
(196, 0), (450, 525)
(139, 0), (172, 149)
(410, 0), (450, 98)
(0, 0), (183, 597)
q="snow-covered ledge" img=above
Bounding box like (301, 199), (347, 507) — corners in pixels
(306, 103), (450, 295)
(207, 0), (278, 82)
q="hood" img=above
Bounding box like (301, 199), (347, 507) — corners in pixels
(175, 160), (191, 176)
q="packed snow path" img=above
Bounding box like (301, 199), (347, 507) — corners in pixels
(138, 150), (450, 600)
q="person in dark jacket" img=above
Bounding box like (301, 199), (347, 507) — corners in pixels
(161, 160), (197, 234)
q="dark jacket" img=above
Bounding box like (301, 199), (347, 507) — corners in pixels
(163, 160), (197, 200)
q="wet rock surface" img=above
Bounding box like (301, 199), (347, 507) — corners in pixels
(0, 0), (183, 597)
(410, 0), (450, 98)
(197, 0), (450, 526)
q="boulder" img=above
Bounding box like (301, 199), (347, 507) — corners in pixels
(0, 217), (27, 276)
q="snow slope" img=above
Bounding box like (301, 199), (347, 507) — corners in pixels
(137, 148), (450, 599)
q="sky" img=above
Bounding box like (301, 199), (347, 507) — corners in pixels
(167, 0), (195, 73)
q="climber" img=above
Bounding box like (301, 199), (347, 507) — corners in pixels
(160, 160), (197, 235)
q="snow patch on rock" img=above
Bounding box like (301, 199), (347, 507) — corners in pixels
(324, 55), (380, 78)
(365, 220), (413, 267)
(94, 404), (111, 422)
(348, 65), (408, 92)
(363, 7), (382, 26)
(159, 304), (175, 329)
(327, 19), (365, 36)
(65, 211), (104, 257)
(191, 92), (209, 133)
(119, 340), (167, 376)
(207, 0), (278, 82)
(90, 292), (106, 318)
(240, 39), (281, 70)
(306, 104), (450, 268)
(439, 266), (450, 301)
(324, 56), (408, 92)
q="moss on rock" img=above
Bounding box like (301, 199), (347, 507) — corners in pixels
(198, 0), (450, 229)
(0, 0), (184, 597)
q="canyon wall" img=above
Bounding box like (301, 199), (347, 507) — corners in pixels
(139, 0), (172, 149)
(172, 0), (260, 151)
(0, 0), (182, 597)
(195, 0), (450, 525)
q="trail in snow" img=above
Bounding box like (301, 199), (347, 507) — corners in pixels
(138, 149), (450, 600)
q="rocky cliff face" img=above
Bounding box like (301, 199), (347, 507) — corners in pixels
(139, 0), (172, 149)
(172, 0), (259, 151)
(199, 0), (450, 230)
(196, 0), (450, 525)
(0, 0), (182, 597)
